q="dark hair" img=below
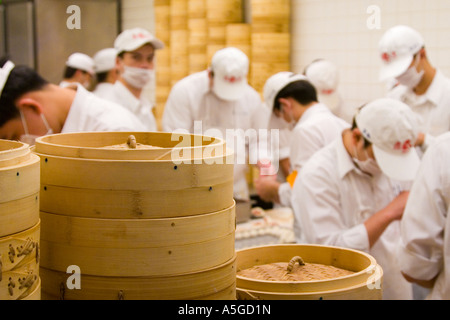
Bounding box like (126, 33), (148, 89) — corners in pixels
(0, 58), (49, 127)
(63, 66), (89, 79)
(96, 71), (108, 83)
(273, 80), (318, 111)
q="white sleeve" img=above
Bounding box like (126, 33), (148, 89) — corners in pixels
(398, 141), (447, 281)
(292, 166), (370, 251)
(162, 83), (194, 133)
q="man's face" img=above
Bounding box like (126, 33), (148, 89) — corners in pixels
(118, 44), (155, 72)
(0, 107), (49, 143)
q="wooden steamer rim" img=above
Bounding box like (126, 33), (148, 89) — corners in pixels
(34, 131), (229, 161)
(236, 244), (383, 295)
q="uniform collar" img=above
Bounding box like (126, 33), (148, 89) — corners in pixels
(298, 102), (330, 125)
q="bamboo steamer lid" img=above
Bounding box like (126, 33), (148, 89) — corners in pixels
(170, 0), (188, 31)
(250, 0), (290, 23)
(236, 244), (383, 300)
(0, 140), (40, 238)
(40, 255), (236, 300)
(0, 221), (40, 300)
(251, 33), (290, 63)
(206, 0), (242, 23)
(188, 0), (206, 19)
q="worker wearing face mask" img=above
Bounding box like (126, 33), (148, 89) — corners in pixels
(162, 47), (271, 202)
(292, 98), (424, 299)
(0, 58), (146, 145)
(379, 25), (450, 143)
(60, 53), (95, 90)
(254, 72), (349, 207)
(102, 28), (164, 132)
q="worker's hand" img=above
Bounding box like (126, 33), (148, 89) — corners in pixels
(254, 176), (280, 203)
(387, 191), (410, 221)
(257, 159), (278, 177)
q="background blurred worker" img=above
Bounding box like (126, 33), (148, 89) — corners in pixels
(379, 25), (450, 139)
(93, 48), (119, 99)
(162, 47), (271, 202)
(60, 52), (95, 90)
(102, 28), (164, 132)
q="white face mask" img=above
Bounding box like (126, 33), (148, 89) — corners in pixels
(353, 146), (382, 176)
(396, 54), (424, 89)
(122, 66), (154, 89)
(19, 110), (53, 146)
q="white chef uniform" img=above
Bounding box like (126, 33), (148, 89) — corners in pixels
(277, 103), (350, 207)
(102, 81), (158, 132)
(61, 85), (146, 133)
(292, 137), (413, 300)
(398, 132), (450, 300)
(388, 70), (450, 137)
(162, 70), (270, 200)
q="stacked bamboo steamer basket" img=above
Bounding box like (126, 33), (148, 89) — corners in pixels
(236, 244), (383, 300)
(250, 0), (291, 94)
(0, 140), (41, 300)
(34, 132), (236, 300)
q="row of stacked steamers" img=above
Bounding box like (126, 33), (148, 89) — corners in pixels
(0, 132), (383, 300)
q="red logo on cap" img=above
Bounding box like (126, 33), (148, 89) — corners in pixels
(381, 51), (397, 63)
(132, 32), (148, 39)
(394, 140), (412, 153)
(224, 76), (241, 83)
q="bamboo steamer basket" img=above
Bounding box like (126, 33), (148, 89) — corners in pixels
(39, 205), (235, 276)
(34, 132), (236, 300)
(0, 139), (40, 238)
(188, 0), (206, 19)
(236, 244), (383, 300)
(35, 132), (234, 219)
(0, 221), (41, 300)
(40, 255), (236, 300)
(250, 0), (290, 23)
(206, 0), (242, 23)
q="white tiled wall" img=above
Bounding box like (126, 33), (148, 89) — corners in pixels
(292, 0), (450, 119)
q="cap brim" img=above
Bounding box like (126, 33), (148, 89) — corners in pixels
(373, 145), (421, 181)
(121, 39), (165, 53)
(379, 55), (413, 82)
(213, 78), (247, 101)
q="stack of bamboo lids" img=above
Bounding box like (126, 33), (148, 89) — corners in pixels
(34, 132), (236, 300)
(0, 140), (41, 300)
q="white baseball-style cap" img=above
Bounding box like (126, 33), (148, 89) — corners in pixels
(66, 53), (95, 75)
(93, 48), (118, 73)
(210, 47), (249, 101)
(355, 98), (421, 181)
(114, 28), (164, 54)
(378, 25), (425, 82)
(305, 59), (340, 113)
(263, 71), (307, 111)
(0, 61), (15, 98)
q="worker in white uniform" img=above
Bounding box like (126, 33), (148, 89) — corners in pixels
(0, 59), (146, 144)
(398, 132), (450, 300)
(254, 72), (349, 207)
(304, 59), (354, 124)
(292, 98), (425, 300)
(59, 52), (95, 90)
(162, 47), (270, 201)
(379, 25), (450, 139)
(92, 48), (119, 99)
(103, 28), (164, 132)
